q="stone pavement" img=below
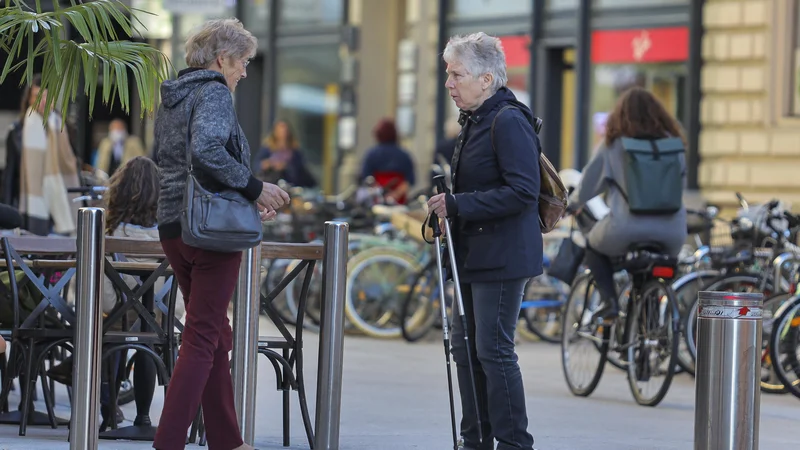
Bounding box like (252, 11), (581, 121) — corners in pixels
(1, 317), (798, 449)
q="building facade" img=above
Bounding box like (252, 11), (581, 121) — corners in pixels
(6, 0), (799, 209)
(132, 0), (346, 194)
(699, 0), (800, 208)
(346, 0), (701, 194)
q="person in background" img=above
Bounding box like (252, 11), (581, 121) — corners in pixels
(256, 119), (316, 187)
(430, 119), (461, 193)
(570, 87), (687, 322)
(360, 118), (416, 204)
(94, 119), (147, 176)
(18, 74), (81, 236)
(3, 99), (25, 207)
(51, 156), (186, 426)
(434, 118), (461, 168)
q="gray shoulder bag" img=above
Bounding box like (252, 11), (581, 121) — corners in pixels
(180, 82), (263, 252)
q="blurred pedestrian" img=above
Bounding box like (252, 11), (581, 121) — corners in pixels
(18, 74), (81, 236)
(427, 32), (540, 450)
(94, 118), (147, 176)
(360, 118), (416, 204)
(569, 87), (687, 323)
(431, 118), (460, 181)
(256, 119), (316, 187)
(152, 18), (289, 450)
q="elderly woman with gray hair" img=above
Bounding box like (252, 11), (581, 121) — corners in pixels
(153, 19), (289, 450)
(427, 32), (541, 450)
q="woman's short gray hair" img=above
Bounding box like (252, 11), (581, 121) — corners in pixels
(443, 32), (507, 93)
(185, 19), (257, 68)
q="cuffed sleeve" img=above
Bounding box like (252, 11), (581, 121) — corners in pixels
(242, 175), (263, 202)
(445, 193), (459, 217)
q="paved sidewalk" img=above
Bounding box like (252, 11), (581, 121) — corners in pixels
(1, 317), (798, 449)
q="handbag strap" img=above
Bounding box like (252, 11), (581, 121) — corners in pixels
(185, 82), (215, 175)
(184, 82), (245, 175)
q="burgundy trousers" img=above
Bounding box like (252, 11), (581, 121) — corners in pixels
(153, 237), (243, 450)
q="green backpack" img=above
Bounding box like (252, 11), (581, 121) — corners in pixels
(619, 137), (685, 215)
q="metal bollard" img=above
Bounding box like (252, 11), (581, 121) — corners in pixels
(315, 221), (349, 450)
(232, 244), (262, 445)
(694, 291), (764, 450)
(70, 208), (106, 450)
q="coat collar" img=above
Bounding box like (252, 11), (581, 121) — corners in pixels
(457, 87), (512, 126)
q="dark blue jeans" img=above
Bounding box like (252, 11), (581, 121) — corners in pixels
(451, 278), (535, 450)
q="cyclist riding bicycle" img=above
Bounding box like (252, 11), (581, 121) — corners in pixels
(569, 87), (688, 323)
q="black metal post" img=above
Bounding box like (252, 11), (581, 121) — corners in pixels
(265, 0), (279, 128)
(528, 0), (543, 113)
(573, 0), (591, 169)
(435, 0), (450, 144)
(685, 0), (704, 190)
(540, 48), (564, 169)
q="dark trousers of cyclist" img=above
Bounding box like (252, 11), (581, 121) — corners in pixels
(451, 278), (535, 450)
(584, 246), (618, 314)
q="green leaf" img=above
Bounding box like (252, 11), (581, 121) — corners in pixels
(1, 0), (175, 122)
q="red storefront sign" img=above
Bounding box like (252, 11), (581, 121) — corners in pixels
(500, 35), (531, 68)
(499, 27), (689, 68)
(591, 27), (689, 63)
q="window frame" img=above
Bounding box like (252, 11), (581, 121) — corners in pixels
(770, 0), (800, 124)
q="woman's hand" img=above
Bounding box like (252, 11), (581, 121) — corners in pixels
(258, 204), (277, 222)
(258, 182), (290, 211)
(427, 193), (449, 218)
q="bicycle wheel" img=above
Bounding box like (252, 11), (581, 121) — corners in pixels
(605, 281), (632, 372)
(522, 274), (568, 344)
(760, 293), (791, 394)
(671, 270), (720, 376)
(345, 247), (422, 338)
(561, 273), (609, 397)
(686, 273), (763, 363)
(625, 280), (679, 407)
(400, 260), (442, 343)
(769, 297), (800, 399)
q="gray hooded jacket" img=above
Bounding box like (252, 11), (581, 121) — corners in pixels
(574, 138), (688, 257)
(154, 68), (262, 240)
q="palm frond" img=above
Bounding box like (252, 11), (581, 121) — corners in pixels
(0, 0), (173, 121)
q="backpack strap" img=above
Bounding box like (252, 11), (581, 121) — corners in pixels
(489, 105), (543, 155)
(489, 105), (518, 155)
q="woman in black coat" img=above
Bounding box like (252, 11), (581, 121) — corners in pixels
(427, 32), (541, 450)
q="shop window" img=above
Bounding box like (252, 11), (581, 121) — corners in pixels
(791, 2), (800, 116)
(545, 0), (578, 11)
(279, 0), (342, 27)
(594, 0), (687, 8)
(244, 0), (271, 38)
(450, 0), (530, 19)
(275, 44), (340, 190)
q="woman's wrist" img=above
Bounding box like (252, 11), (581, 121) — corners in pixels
(242, 175), (263, 201)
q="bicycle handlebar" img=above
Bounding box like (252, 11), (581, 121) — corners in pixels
(68, 186), (107, 194)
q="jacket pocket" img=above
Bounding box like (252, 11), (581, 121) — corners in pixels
(463, 223), (507, 271)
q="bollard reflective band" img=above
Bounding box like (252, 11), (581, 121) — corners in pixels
(698, 304), (763, 320)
